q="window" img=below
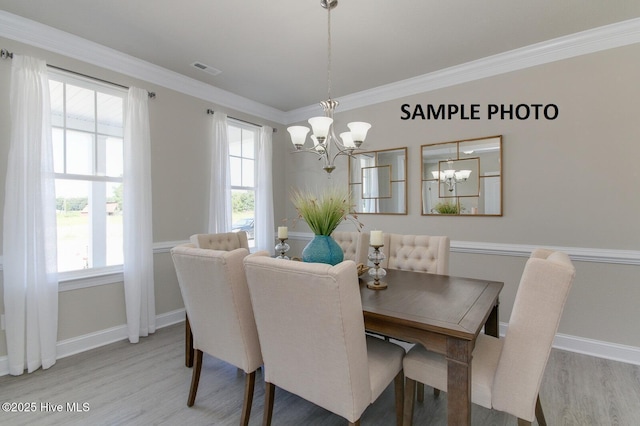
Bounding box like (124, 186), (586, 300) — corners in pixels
(49, 72), (126, 274)
(228, 121), (258, 248)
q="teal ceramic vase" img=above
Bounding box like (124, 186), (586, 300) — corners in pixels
(302, 235), (344, 265)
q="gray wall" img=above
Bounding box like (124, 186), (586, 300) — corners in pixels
(0, 36), (638, 362)
(0, 36), (288, 358)
(285, 43), (640, 349)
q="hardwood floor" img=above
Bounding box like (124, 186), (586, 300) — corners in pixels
(1, 323), (638, 425)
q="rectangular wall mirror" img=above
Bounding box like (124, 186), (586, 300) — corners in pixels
(421, 136), (502, 216)
(349, 147), (407, 214)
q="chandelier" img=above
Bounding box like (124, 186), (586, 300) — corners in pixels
(432, 160), (472, 192)
(287, 0), (371, 174)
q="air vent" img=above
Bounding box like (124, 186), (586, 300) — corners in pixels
(191, 62), (222, 76)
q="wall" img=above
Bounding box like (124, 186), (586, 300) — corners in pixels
(285, 43), (640, 355)
(0, 32), (638, 367)
(0, 36), (288, 363)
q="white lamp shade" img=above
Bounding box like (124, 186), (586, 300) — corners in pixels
(443, 169), (456, 179)
(308, 116), (333, 139)
(455, 170), (472, 180)
(287, 126), (309, 148)
(311, 135), (325, 152)
(339, 132), (355, 148)
(347, 122), (371, 142)
(431, 171), (441, 180)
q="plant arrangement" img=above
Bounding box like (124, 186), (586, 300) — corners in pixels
(433, 201), (460, 214)
(290, 186), (363, 236)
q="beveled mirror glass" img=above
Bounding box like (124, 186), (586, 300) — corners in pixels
(349, 147), (407, 214)
(421, 136), (502, 216)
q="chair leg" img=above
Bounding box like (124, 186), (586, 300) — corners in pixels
(394, 371), (404, 426)
(535, 394), (547, 426)
(263, 382), (275, 426)
(187, 349), (203, 406)
(349, 421), (361, 426)
(403, 377), (416, 426)
(417, 382), (424, 402)
(517, 419), (532, 426)
(240, 371), (256, 426)
(185, 314), (194, 368)
(433, 388), (440, 398)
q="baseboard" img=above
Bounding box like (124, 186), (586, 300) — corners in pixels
(1, 311), (638, 378)
(496, 322), (640, 366)
(0, 308), (185, 376)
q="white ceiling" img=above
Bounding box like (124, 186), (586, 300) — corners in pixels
(2, 0), (640, 112)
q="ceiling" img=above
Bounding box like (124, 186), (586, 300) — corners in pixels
(2, 1), (640, 112)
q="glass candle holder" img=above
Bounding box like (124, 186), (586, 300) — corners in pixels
(367, 245), (387, 290)
(275, 238), (290, 260)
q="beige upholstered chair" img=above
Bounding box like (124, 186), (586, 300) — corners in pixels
(171, 244), (262, 426)
(190, 231), (249, 251)
(403, 249), (576, 426)
(332, 231), (370, 265)
(243, 254), (405, 426)
(381, 233), (449, 274)
(183, 231), (250, 367)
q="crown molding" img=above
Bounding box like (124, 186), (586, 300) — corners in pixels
(0, 11), (287, 124)
(1, 11), (639, 126)
(285, 17), (640, 124)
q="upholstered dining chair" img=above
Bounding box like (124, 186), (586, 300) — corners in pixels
(190, 231), (249, 251)
(402, 249), (576, 426)
(183, 231), (250, 367)
(171, 244), (262, 426)
(243, 253), (405, 426)
(332, 231), (370, 265)
(379, 233), (450, 389)
(382, 233), (450, 274)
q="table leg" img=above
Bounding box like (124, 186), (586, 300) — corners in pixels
(446, 337), (472, 426)
(185, 314), (194, 368)
(484, 298), (500, 337)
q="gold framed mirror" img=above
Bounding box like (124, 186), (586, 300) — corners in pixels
(421, 136), (502, 216)
(349, 147), (407, 214)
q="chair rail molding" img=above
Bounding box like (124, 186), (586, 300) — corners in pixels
(289, 232), (640, 266)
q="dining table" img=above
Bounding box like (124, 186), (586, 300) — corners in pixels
(184, 267), (503, 426)
(360, 268), (503, 426)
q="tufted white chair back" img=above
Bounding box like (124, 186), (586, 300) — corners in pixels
(190, 231), (249, 251)
(332, 231), (370, 265)
(383, 234), (450, 274)
(243, 253), (405, 424)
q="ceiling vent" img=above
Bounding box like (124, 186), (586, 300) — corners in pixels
(191, 62), (222, 76)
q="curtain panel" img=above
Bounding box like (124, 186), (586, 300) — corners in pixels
(3, 55), (59, 375)
(255, 125), (275, 253)
(208, 112), (232, 233)
(123, 87), (155, 343)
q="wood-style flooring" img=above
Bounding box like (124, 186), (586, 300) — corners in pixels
(0, 323), (638, 425)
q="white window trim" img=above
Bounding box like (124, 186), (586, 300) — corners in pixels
(50, 69), (127, 284)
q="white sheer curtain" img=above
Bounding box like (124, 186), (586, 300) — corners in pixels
(208, 112), (232, 233)
(3, 55), (58, 375)
(254, 125), (275, 254)
(123, 87), (155, 343)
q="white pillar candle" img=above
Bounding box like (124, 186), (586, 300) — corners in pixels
(278, 226), (288, 239)
(370, 230), (383, 246)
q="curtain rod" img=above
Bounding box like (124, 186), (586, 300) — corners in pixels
(1, 48), (156, 99)
(206, 109), (277, 133)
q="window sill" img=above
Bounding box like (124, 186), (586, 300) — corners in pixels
(59, 266), (124, 292)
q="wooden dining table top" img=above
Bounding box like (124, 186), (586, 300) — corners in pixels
(360, 268), (503, 340)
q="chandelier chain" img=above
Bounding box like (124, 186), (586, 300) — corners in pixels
(327, 4), (332, 101)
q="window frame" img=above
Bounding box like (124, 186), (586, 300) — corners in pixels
(228, 119), (259, 247)
(49, 70), (127, 290)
